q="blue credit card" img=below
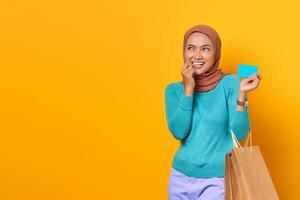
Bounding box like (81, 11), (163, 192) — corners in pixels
(237, 64), (258, 78)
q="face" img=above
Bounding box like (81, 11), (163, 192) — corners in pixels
(184, 32), (215, 75)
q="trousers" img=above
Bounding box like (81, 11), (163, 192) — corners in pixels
(168, 167), (225, 200)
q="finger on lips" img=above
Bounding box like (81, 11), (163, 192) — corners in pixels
(188, 57), (193, 65)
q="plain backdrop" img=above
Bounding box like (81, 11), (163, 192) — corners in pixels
(0, 0), (299, 199)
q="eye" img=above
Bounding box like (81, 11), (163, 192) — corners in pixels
(187, 46), (194, 50)
(203, 47), (210, 51)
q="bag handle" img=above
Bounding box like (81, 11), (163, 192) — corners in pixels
(230, 129), (242, 149)
(230, 128), (252, 150)
(244, 129), (252, 147)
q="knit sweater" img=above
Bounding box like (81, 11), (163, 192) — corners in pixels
(164, 74), (251, 178)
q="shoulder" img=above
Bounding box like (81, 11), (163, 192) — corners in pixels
(222, 74), (240, 91)
(165, 81), (184, 96)
(165, 81), (183, 91)
(221, 74), (241, 96)
(222, 73), (240, 84)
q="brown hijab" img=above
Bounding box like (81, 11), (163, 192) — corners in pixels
(181, 24), (229, 92)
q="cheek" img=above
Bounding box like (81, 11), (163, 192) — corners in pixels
(184, 50), (193, 57)
(206, 53), (215, 63)
(184, 55), (192, 62)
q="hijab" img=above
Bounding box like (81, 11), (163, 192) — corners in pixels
(181, 24), (229, 92)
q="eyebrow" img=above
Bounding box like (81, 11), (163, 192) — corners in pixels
(186, 44), (212, 47)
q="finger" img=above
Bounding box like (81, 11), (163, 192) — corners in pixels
(185, 60), (194, 72)
(250, 76), (259, 84)
(186, 66), (194, 74)
(244, 74), (255, 83)
(187, 56), (194, 67)
(186, 67), (194, 76)
(250, 73), (261, 81)
(184, 63), (193, 71)
(182, 57), (193, 70)
(250, 78), (259, 87)
(249, 73), (257, 79)
(183, 67), (193, 76)
(255, 74), (260, 82)
(246, 76), (256, 83)
(252, 73), (262, 80)
(257, 73), (262, 80)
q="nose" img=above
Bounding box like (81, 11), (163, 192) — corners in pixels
(195, 50), (203, 59)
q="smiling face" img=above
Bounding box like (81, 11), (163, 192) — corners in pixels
(184, 32), (215, 75)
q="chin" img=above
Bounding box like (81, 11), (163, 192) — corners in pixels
(193, 66), (210, 75)
(193, 69), (204, 75)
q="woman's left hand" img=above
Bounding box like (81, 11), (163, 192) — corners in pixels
(239, 73), (262, 93)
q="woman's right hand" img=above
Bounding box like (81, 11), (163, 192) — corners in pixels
(181, 56), (195, 93)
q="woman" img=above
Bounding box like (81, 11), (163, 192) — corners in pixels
(165, 24), (262, 200)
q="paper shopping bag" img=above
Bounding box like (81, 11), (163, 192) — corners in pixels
(224, 129), (279, 200)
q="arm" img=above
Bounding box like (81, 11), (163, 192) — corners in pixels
(165, 84), (194, 141)
(237, 91), (247, 111)
(227, 78), (251, 141)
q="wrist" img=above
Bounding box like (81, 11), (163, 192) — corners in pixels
(238, 90), (247, 101)
(237, 91), (249, 109)
(184, 86), (194, 96)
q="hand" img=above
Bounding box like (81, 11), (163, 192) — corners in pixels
(239, 73), (262, 93)
(181, 56), (195, 90)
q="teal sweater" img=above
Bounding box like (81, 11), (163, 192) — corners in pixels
(164, 74), (251, 178)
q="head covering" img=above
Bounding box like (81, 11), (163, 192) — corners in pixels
(181, 24), (229, 92)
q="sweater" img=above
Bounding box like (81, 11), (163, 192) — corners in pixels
(164, 74), (251, 178)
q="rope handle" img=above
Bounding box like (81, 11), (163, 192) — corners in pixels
(230, 128), (252, 150)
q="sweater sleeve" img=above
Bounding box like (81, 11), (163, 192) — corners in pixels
(227, 76), (251, 141)
(164, 83), (193, 141)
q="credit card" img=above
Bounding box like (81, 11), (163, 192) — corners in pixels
(237, 64), (258, 78)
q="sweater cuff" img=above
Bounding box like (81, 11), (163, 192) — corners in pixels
(232, 107), (249, 118)
(178, 94), (193, 110)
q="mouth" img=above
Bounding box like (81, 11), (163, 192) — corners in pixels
(192, 61), (206, 68)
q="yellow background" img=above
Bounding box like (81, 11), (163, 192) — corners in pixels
(0, 0), (299, 199)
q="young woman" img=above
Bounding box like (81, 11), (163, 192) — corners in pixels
(165, 24), (262, 200)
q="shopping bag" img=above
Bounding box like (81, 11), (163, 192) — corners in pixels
(224, 129), (279, 200)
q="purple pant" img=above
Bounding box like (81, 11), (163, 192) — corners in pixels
(168, 167), (224, 200)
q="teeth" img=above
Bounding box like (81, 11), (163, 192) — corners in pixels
(193, 62), (205, 65)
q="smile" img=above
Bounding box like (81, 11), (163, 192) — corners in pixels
(192, 61), (205, 68)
